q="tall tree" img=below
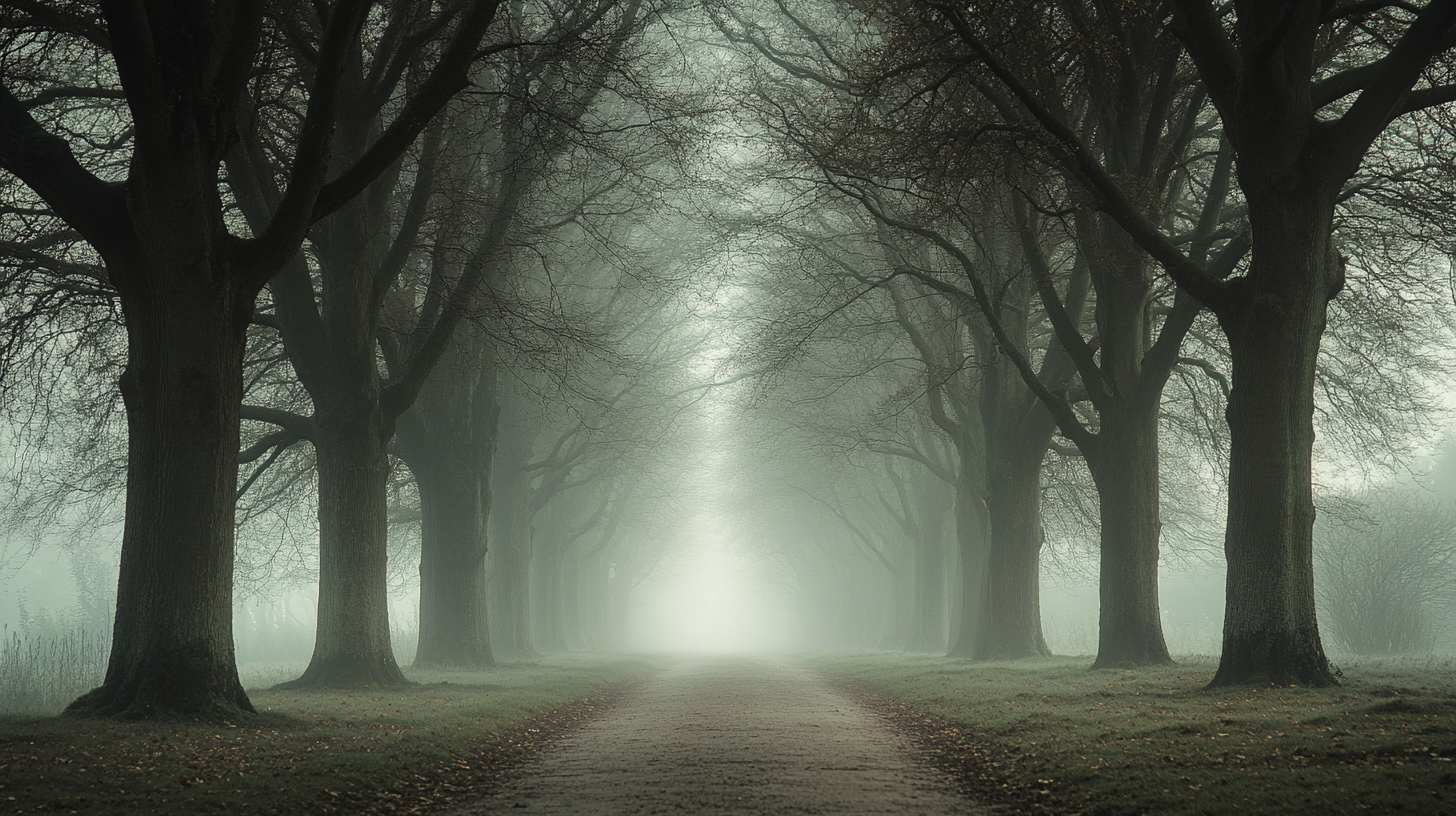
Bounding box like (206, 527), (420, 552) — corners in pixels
(0, 0), (499, 717)
(928, 0), (1456, 685)
(395, 328), (499, 668)
(227, 0), (649, 685)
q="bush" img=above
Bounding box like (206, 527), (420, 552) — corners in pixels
(1315, 491), (1456, 655)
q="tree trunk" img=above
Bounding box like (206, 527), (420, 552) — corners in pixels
(1089, 397), (1173, 668)
(534, 536), (567, 652)
(1208, 196), (1338, 687)
(1080, 242), (1175, 668)
(278, 415), (409, 688)
(976, 435), (1051, 659)
(490, 472), (536, 659)
(409, 453), (492, 668)
(397, 339), (499, 670)
(907, 482), (949, 652)
(271, 179), (411, 687)
(947, 467), (988, 658)
(877, 538), (912, 650)
(68, 271), (254, 719)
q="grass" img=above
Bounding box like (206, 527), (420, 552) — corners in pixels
(0, 630), (109, 716)
(810, 651), (1456, 816)
(0, 652), (659, 814)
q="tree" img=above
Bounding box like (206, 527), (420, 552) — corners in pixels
(912, 0), (1456, 685)
(1316, 490), (1456, 655)
(0, 0), (500, 718)
(225, 0), (654, 685)
(395, 327), (499, 668)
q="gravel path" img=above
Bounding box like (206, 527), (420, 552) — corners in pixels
(437, 656), (990, 815)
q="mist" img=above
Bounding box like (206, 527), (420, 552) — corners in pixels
(4, 2), (1456, 814)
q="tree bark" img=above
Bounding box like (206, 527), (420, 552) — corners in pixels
(411, 461), (492, 668)
(1208, 195), (1337, 687)
(278, 414), (408, 687)
(975, 431), (1051, 659)
(68, 265), (255, 718)
(946, 467), (988, 657)
(1088, 398), (1172, 668)
(397, 339), (499, 669)
(1082, 230), (1175, 669)
(971, 263), (1060, 660)
(533, 536), (568, 652)
(269, 162), (411, 687)
(906, 478), (950, 652)
(490, 469), (536, 659)
(878, 538), (914, 650)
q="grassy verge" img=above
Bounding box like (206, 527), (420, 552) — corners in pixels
(809, 652), (1456, 816)
(0, 652), (658, 815)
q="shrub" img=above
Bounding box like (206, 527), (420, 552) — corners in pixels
(1315, 491), (1456, 655)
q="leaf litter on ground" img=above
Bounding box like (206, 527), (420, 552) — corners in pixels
(0, 653), (658, 815)
(814, 652), (1456, 816)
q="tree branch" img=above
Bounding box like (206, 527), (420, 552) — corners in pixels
(240, 404), (317, 440)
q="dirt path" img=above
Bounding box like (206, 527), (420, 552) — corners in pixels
(436, 656), (990, 815)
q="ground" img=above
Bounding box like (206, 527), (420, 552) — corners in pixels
(437, 656), (992, 814)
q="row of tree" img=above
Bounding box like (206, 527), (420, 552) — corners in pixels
(0, 0), (727, 718)
(5, 0), (1456, 722)
(696, 0), (1456, 684)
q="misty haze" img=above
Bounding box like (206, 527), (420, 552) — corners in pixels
(3, 2), (1456, 814)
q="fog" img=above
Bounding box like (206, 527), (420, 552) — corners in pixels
(3, 0), (1456, 761)
(630, 538), (798, 653)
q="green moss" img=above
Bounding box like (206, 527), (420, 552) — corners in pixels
(809, 652), (1456, 815)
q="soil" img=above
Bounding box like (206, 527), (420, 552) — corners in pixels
(433, 656), (995, 815)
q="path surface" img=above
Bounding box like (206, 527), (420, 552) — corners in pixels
(438, 656), (989, 815)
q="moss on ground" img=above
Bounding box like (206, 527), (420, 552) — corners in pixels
(810, 651), (1456, 816)
(0, 652), (658, 814)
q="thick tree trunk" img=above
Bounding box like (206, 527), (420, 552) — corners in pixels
(1089, 399), (1173, 668)
(272, 194), (411, 688)
(907, 488), (949, 652)
(397, 341), (498, 670)
(279, 417), (409, 688)
(1068, 219), (1177, 669)
(946, 468), (987, 658)
(410, 456), (492, 668)
(1209, 197), (1337, 687)
(490, 475), (536, 659)
(68, 275), (254, 719)
(877, 539), (913, 650)
(976, 439), (1050, 659)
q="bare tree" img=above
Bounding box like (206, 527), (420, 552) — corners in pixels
(1316, 491), (1456, 655)
(0, 0), (501, 717)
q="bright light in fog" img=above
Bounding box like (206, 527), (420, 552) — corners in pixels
(630, 532), (794, 653)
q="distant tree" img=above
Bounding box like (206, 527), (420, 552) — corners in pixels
(394, 327), (500, 669)
(1316, 491), (1456, 656)
(229, 0), (653, 688)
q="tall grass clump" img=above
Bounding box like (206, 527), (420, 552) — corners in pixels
(0, 628), (108, 715)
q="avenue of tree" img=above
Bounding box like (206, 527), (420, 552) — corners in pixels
(2, 0), (1456, 721)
